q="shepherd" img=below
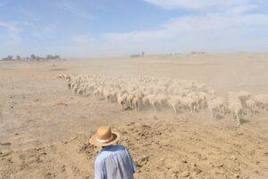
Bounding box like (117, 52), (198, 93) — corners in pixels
(89, 126), (136, 179)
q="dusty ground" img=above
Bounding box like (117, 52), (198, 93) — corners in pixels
(0, 53), (268, 178)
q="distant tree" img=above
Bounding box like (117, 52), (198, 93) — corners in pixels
(7, 55), (13, 60)
(46, 55), (52, 59)
(51, 55), (56, 59)
(54, 55), (60, 59)
(16, 55), (21, 60)
(35, 56), (39, 61)
(30, 54), (36, 60)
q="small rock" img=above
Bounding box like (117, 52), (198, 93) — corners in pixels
(191, 163), (197, 167)
(200, 155), (208, 160)
(0, 142), (11, 146)
(61, 165), (66, 172)
(193, 168), (202, 175)
(249, 150), (255, 155)
(215, 162), (224, 168)
(234, 167), (240, 172)
(181, 171), (190, 177)
(231, 155), (237, 160)
(236, 132), (244, 136)
(46, 172), (56, 178)
(136, 155), (149, 167)
(181, 159), (187, 163)
(214, 170), (224, 175)
(56, 102), (68, 106)
(235, 174), (240, 178)
(0, 151), (13, 158)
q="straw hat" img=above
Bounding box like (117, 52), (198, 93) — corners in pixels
(89, 126), (120, 147)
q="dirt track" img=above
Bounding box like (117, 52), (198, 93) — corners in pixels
(0, 54), (268, 178)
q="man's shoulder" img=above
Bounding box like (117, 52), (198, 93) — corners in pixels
(103, 144), (127, 152)
(112, 144), (127, 150)
(96, 145), (127, 162)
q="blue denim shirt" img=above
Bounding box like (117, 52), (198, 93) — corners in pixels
(94, 145), (136, 179)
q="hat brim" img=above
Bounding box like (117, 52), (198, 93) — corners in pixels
(89, 132), (120, 147)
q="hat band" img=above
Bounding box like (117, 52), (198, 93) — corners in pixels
(96, 135), (114, 143)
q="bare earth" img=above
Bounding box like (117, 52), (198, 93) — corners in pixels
(0, 53), (268, 179)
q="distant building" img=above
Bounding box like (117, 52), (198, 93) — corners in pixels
(130, 51), (145, 58)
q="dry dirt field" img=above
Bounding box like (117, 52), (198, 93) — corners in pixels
(0, 53), (268, 179)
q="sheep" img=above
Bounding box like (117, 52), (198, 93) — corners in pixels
(142, 94), (160, 112)
(196, 92), (208, 110)
(253, 94), (268, 111)
(180, 95), (198, 113)
(72, 83), (80, 94)
(125, 93), (135, 109)
(70, 81), (77, 89)
(153, 94), (168, 111)
(207, 97), (228, 119)
(77, 85), (87, 95)
(93, 86), (104, 99)
(236, 90), (251, 106)
(141, 95), (151, 108)
(187, 92), (206, 112)
(102, 88), (112, 101)
(227, 93), (244, 125)
(116, 92), (128, 111)
(131, 95), (143, 111)
(167, 96), (182, 114)
(130, 91), (144, 111)
(106, 89), (118, 103)
(245, 98), (258, 115)
(84, 83), (96, 96)
(58, 73), (268, 122)
(65, 74), (72, 82)
(57, 73), (64, 79)
(67, 81), (72, 89)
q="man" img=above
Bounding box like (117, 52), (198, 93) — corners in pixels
(89, 126), (136, 179)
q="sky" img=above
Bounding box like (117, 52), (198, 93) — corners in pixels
(0, 0), (268, 58)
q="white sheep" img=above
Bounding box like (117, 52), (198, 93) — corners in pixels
(116, 92), (128, 110)
(180, 95), (198, 113)
(228, 93), (244, 125)
(207, 97), (228, 119)
(167, 96), (181, 114)
(130, 91), (144, 111)
(245, 98), (258, 115)
(236, 90), (251, 106)
(253, 94), (268, 110)
(142, 94), (163, 112)
(58, 74), (268, 122)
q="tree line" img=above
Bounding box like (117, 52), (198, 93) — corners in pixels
(1, 54), (62, 61)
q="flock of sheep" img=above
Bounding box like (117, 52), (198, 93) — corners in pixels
(57, 73), (268, 125)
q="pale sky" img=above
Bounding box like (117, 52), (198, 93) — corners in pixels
(0, 0), (268, 58)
